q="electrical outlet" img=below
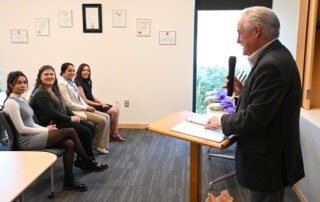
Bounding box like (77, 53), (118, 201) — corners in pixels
(124, 100), (129, 107)
(115, 101), (120, 108)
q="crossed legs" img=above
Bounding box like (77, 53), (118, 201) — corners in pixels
(46, 128), (90, 179)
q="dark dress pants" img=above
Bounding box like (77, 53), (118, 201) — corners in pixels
(56, 120), (95, 158)
(248, 187), (285, 202)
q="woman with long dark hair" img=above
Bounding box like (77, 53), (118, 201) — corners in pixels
(4, 71), (102, 191)
(75, 63), (125, 141)
(30, 65), (109, 172)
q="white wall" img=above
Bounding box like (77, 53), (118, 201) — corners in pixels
(273, 0), (300, 58)
(0, 0), (194, 123)
(298, 115), (320, 202)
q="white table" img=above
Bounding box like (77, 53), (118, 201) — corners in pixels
(0, 151), (57, 202)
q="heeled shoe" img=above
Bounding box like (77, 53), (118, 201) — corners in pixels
(111, 134), (126, 142)
(89, 159), (110, 172)
(74, 158), (109, 172)
(93, 146), (109, 154)
(63, 178), (88, 192)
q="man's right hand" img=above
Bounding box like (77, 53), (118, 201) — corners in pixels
(222, 76), (243, 96)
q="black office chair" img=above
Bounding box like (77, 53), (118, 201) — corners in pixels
(208, 135), (237, 190)
(0, 105), (8, 146)
(0, 111), (63, 199)
(208, 148), (236, 190)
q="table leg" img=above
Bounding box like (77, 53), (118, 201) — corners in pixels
(190, 142), (202, 202)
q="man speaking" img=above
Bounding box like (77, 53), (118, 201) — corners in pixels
(205, 6), (304, 202)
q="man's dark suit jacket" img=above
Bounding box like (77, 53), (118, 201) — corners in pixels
(221, 39), (305, 192)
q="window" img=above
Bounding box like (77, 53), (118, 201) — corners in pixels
(195, 11), (251, 114)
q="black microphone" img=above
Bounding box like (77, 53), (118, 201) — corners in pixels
(227, 56), (237, 96)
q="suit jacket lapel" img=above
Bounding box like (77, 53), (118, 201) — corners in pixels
(62, 77), (80, 103)
(248, 39), (281, 76)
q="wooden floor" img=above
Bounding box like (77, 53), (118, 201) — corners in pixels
(1, 129), (300, 202)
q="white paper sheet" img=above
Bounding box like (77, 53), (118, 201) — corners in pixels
(171, 121), (226, 142)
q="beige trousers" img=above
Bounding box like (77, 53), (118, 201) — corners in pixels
(85, 110), (110, 148)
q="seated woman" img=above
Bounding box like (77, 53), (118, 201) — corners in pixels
(30, 65), (109, 171)
(75, 63), (125, 142)
(58, 63), (110, 154)
(4, 71), (106, 192)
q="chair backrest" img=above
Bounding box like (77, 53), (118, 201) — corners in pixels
(0, 111), (18, 151)
(0, 111), (64, 156)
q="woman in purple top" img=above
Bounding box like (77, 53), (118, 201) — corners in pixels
(74, 63), (125, 142)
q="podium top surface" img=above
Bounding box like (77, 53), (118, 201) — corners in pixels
(147, 111), (237, 149)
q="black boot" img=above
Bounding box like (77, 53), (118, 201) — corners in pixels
(63, 175), (88, 192)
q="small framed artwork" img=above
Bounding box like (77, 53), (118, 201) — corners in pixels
(59, 9), (73, 27)
(82, 4), (102, 33)
(112, 9), (126, 28)
(11, 29), (28, 43)
(159, 31), (176, 45)
(137, 18), (151, 37)
(35, 18), (49, 36)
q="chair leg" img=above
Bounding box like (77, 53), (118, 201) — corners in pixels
(208, 149), (236, 190)
(208, 146), (235, 160)
(209, 153), (234, 160)
(48, 165), (54, 199)
(19, 193), (24, 202)
(209, 170), (236, 190)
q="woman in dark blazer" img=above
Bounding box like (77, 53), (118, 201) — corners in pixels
(30, 65), (109, 171)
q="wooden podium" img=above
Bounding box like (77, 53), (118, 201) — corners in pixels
(147, 111), (236, 202)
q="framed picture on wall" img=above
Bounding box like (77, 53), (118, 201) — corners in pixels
(137, 18), (151, 37)
(59, 9), (73, 27)
(35, 18), (49, 36)
(112, 9), (126, 28)
(159, 31), (176, 45)
(11, 29), (28, 43)
(82, 4), (102, 33)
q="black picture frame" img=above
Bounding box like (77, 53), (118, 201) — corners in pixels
(82, 4), (102, 33)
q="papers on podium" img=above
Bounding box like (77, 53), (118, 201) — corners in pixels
(171, 113), (226, 142)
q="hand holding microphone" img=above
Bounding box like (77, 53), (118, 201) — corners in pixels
(222, 56), (243, 97)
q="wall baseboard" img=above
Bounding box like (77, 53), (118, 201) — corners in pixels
(292, 184), (308, 202)
(119, 123), (149, 129)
